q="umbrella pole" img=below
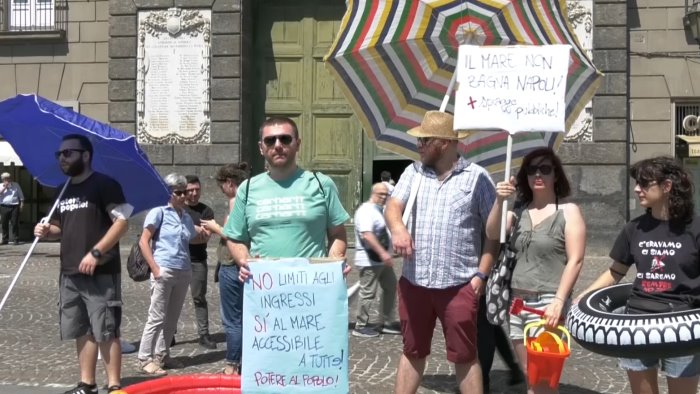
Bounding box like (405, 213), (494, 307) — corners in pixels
(439, 71), (457, 112)
(500, 134), (513, 243)
(0, 178), (71, 313)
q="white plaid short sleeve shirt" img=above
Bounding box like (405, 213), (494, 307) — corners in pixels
(392, 158), (496, 289)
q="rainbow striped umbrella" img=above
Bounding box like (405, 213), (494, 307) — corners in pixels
(324, 0), (602, 173)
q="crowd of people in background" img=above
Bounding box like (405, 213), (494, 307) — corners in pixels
(28, 113), (700, 394)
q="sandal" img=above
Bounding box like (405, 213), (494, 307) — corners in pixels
(222, 362), (240, 375)
(107, 385), (122, 393)
(140, 360), (167, 376)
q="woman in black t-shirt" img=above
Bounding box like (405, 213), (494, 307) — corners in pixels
(576, 156), (700, 394)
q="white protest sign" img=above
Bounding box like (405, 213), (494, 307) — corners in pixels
(242, 258), (349, 393)
(454, 45), (570, 133)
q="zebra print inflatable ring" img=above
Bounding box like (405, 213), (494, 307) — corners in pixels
(566, 283), (700, 358)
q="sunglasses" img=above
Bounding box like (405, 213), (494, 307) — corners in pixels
(172, 190), (186, 196)
(262, 134), (294, 147)
(636, 179), (658, 190)
(416, 137), (435, 146)
(525, 164), (554, 176)
(54, 149), (86, 159)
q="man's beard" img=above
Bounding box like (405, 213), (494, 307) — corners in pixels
(62, 160), (85, 177)
(420, 153), (438, 167)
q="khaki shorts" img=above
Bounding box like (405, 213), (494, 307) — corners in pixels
(59, 273), (122, 342)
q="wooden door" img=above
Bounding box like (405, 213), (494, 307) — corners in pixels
(254, 0), (363, 216)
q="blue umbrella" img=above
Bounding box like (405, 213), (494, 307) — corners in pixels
(0, 94), (169, 214)
(0, 94), (169, 313)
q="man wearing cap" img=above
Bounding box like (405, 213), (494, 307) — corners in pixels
(385, 110), (499, 394)
(0, 172), (24, 245)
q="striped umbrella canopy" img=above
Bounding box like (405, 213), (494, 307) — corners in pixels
(324, 0), (602, 173)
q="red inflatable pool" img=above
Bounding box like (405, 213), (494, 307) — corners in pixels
(116, 374), (241, 394)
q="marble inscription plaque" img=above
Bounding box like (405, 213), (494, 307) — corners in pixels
(137, 8), (211, 144)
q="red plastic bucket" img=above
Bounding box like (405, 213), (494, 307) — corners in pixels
(524, 321), (571, 389)
(115, 374), (241, 394)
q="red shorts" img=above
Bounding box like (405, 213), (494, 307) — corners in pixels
(398, 277), (479, 364)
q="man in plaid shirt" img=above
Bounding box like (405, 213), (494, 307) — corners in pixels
(385, 111), (498, 394)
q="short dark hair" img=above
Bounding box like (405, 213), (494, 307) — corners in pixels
(515, 147), (570, 203)
(185, 175), (200, 184)
(380, 170), (392, 181)
(258, 116), (299, 139)
(62, 134), (93, 162)
(630, 156), (694, 223)
(216, 162), (250, 186)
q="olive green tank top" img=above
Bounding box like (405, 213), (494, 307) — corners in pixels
(217, 237), (235, 265)
(510, 208), (567, 293)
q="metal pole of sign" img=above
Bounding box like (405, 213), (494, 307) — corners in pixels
(500, 135), (513, 243)
(0, 178), (70, 313)
(439, 72), (457, 113)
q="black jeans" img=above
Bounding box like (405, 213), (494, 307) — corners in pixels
(189, 260), (210, 336)
(0, 204), (19, 243)
(477, 296), (520, 390)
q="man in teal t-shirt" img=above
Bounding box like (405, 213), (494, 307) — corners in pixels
(223, 116), (350, 280)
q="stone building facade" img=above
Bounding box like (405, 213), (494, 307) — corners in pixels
(0, 0), (112, 237)
(3, 0), (698, 256)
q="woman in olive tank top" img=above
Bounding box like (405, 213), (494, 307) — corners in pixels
(201, 162), (250, 375)
(486, 148), (586, 394)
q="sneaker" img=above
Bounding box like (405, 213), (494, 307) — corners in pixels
(63, 382), (98, 394)
(381, 321), (402, 335)
(120, 338), (136, 354)
(352, 327), (380, 338)
(199, 334), (217, 350)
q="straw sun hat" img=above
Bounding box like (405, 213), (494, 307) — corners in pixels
(407, 110), (471, 140)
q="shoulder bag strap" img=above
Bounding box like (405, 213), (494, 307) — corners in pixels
(402, 163), (423, 229)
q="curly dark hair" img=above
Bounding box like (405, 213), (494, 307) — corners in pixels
(216, 162), (250, 186)
(630, 156), (694, 222)
(515, 147), (571, 204)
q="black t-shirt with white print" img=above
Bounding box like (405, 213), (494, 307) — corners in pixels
(51, 172), (126, 275)
(184, 202), (214, 262)
(610, 213), (700, 313)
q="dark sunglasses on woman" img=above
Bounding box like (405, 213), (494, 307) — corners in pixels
(525, 164), (553, 176)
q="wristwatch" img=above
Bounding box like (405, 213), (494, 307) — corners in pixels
(90, 248), (103, 259)
(474, 271), (488, 281)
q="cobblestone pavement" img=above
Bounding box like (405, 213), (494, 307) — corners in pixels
(0, 242), (678, 393)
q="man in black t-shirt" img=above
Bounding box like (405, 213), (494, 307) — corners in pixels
(34, 134), (132, 394)
(184, 175), (216, 349)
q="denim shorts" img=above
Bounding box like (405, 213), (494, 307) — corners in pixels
(508, 292), (570, 340)
(619, 354), (700, 378)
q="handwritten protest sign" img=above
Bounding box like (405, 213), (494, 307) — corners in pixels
(242, 258), (349, 393)
(454, 44), (570, 133)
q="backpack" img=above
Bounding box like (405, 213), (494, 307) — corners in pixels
(126, 207), (164, 282)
